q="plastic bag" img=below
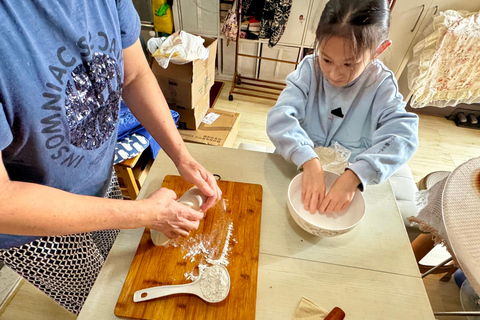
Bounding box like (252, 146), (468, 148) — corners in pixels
(147, 31), (210, 69)
(313, 142), (351, 174)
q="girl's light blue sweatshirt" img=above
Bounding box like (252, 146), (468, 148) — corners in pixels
(267, 55), (419, 189)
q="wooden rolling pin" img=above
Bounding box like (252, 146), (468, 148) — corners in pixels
(324, 307), (346, 320)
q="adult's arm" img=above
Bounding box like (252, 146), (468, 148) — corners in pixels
(121, 39), (221, 210)
(0, 151), (202, 238)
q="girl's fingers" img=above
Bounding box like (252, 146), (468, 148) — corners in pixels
(309, 194), (319, 214)
(319, 197), (330, 212)
(303, 192), (312, 212)
(332, 201), (344, 212)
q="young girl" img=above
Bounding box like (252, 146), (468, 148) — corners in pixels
(267, 0), (419, 214)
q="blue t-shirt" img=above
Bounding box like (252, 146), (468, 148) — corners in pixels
(0, 1), (140, 249)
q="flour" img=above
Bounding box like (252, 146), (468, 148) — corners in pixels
(182, 237), (211, 262)
(171, 195), (235, 285)
(199, 265), (230, 302)
(183, 221), (234, 281)
(206, 222), (233, 266)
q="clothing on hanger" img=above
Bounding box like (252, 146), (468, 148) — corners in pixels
(242, 0), (293, 47)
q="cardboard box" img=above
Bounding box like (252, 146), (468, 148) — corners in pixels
(178, 109), (241, 147)
(152, 36), (217, 109)
(169, 93), (210, 130)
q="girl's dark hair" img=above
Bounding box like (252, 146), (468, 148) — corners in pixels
(314, 0), (390, 56)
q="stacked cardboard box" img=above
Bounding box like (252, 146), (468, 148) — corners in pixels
(178, 109), (241, 147)
(151, 36), (217, 130)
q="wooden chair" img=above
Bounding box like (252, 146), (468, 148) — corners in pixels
(411, 171), (457, 281)
(114, 149), (154, 200)
(411, 233), (457, 281)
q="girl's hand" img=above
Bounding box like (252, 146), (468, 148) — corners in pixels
(319, 169), (360, 213)
(301, 158), (326, 214)
(175, 156), (222, 212)
(141, 187), (204, 239)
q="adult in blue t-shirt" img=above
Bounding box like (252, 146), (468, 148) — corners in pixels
(0, 1), (222, 314)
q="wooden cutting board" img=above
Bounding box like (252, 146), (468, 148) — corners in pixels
(115, 175), (263, 320)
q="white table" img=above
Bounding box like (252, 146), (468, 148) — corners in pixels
(78, 143), (434, 319)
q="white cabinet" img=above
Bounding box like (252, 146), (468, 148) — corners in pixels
(381, 1), (433, 76)
(217, 0), (321, 81)
(302, 0), (328, 47)
(277, 0), (312, 46)
(174, 0), (480, 83)
(172, 0), (220, 37)
(220, 40), (299, 81)
(173, 0), (322, 81)
(384, 0), (480, 81)
(258, 45), (299, 81)
(220, 40), (259, 78)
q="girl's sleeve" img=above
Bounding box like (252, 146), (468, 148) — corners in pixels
(116, 0), (141, 49)
(266, 58), (319, 170)
(347, 77), (419, 189)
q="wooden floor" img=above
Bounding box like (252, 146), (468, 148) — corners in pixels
(1, 81), (479, 320)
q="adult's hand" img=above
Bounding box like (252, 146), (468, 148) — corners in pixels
(176, 156), (222, 212)
(301, 158), (326, 214)
(141, 187), (205, 239)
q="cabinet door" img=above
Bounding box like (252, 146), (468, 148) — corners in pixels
(221, 39), (259, 78)
(258, 44), (299, 82)
(380, 0), (434, 77)
(432, 0), (480, 12)
(175, 0), (219, 37)
(302, 0), (328, 48)
(277, 0), (312, 46)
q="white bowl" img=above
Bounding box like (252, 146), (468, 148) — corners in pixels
(287, 171), (366, 237)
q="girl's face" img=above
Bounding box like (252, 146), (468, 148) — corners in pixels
(319, 36), (372, 87)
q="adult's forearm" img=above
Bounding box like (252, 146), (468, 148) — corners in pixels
(0, 180), (143, 236)
(121, 40), (191, 167)
(122, 74), (189, 166)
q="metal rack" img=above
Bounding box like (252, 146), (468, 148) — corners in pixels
(228, 1), (298, 101)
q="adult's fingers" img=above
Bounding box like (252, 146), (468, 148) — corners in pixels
(198, 172), (222, 211)
(174, 228), (190, 238)
(178, 202), (204, 222)
(164, 230), (179, 239)
(180, 215), (201, 231)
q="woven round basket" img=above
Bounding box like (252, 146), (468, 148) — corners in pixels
(443, 157), (480, 296)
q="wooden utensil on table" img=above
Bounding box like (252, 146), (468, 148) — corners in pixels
(324, 307), (346, 320)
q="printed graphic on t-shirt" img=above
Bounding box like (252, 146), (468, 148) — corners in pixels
(66, 52), (121, 150)
(40, 32), (123, 169)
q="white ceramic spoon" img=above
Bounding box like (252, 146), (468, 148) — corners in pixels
(133, 265), (230, 303)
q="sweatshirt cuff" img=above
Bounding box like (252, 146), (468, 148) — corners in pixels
(346, 160), (378, 192)
(291, 145), (318, 171)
